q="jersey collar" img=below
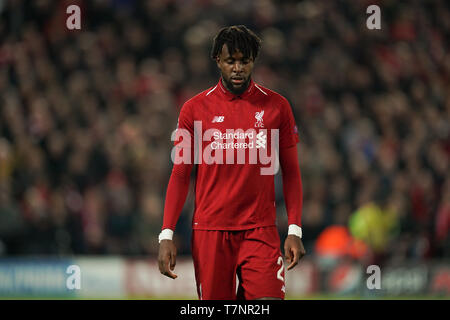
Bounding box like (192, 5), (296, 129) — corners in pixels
(217, 78), (255, 101)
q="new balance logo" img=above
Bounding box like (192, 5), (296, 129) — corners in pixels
(256, 131), (266, 149)
(212, 116), (224, 123)
(281, 285), (286, 293)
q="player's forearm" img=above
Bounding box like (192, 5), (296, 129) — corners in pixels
(279, 145), (303, 231)
(160, 162), (193, 238)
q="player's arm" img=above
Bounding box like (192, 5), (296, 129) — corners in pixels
(158, 103), (194, 279)
(158, 161), (193, 279)
(279, 144), (306, 270)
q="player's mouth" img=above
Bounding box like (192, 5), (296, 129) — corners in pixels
(231, 77), (244, 85)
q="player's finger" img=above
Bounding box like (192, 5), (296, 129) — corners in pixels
(284, 246), (293, 264)
(165, 259), (178, 279)
(158, 251), (170, 270)
(158, 255), (166, 274)
(286, 249), (299, 270)
(165, 270), (178, 279)
(299, 247), (306, 260)
(160, 256), (177, 279)
(170, 251), (177, 270)
(158, 255), (168, 274)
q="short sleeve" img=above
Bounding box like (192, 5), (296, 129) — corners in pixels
(279, 97), (300, 149)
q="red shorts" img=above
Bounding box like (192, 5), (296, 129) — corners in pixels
(191, 226), (286, 300)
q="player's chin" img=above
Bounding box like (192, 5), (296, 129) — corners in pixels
(231, 83), (244, 91)
(230, 79), (248, 92)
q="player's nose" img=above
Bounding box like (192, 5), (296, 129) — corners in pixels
(232, 61), (244, 72)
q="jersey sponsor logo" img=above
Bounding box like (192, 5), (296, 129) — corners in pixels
(171, 122), (280, 175)
(256, 131), (266, 149)
(255, 110), (264, 127)
(212, 116), (224, 123)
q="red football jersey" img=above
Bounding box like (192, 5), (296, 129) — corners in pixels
(173, 79), (299, 230)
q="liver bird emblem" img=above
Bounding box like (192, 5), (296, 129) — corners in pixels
(255, 110), (264, 127)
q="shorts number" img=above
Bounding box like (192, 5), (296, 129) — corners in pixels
(277, 256), (284, 282)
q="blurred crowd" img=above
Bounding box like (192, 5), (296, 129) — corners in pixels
(0, 0), (448, 264)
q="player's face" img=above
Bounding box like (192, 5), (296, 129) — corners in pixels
(216, 44), (254, 95)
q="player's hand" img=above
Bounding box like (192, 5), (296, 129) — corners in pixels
(158, 239), (178, 279)
(284, 235), (306, 270)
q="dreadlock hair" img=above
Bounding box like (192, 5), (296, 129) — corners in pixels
(210, 25), (262, 61)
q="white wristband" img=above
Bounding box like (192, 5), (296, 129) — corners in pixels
(158, 229), (174, 243)
(288, 224), (302, 239)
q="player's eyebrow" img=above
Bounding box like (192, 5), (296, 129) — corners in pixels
(225, 55), (252, 61)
